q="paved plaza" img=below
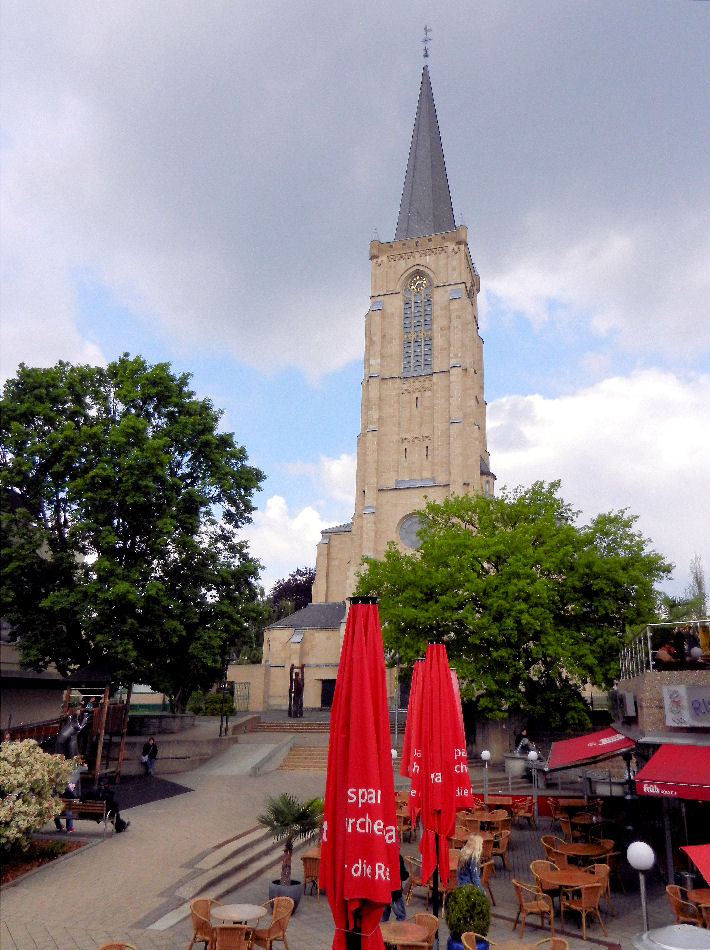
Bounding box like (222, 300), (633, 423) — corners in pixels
(0, 724), (680, 950)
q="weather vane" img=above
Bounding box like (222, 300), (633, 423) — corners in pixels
(422, 25), (432, 59)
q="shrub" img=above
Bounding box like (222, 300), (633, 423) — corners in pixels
(0, 739), (81, 851)
(187, 690), (236, 716)
(444, 884), (491, 941)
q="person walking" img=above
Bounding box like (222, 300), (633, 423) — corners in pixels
(381, 852), (409, 921)
(141, 736), (158, 775)
(457, 833), (484, 890)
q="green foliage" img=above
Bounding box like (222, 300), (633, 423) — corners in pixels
(0, 356), (266, 710)
(257, 793), (323, 885)
(188, 690), (237, 716)
(356, 481), (672, 723)
(0, 740), (81, 851)
(269, 567), (315, 619)
(444, 884), (491, 940)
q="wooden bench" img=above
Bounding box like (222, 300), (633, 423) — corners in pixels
(60, 798), (115, 838)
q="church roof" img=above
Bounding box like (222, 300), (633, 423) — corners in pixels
(395, 65), (456, 240)
(268, 601), (347, 629)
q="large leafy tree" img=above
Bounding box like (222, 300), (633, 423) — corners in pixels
(355, 481), (672, 727)
(1, 355), (265, 710)
(269, 566), (315, 619)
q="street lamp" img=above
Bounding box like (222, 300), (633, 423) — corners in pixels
(481, 750), (491, 804)
(527, 749), (540, 820)
(627, 840), (655, 932)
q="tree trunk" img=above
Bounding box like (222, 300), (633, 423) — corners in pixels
(281, 845), (292, 885)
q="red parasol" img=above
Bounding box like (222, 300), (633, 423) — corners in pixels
(320, 599), (399, 950)
(412, 643), (473, 914)
(681, 844), (710, 885)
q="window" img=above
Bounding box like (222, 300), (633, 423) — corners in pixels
(402, 272), (432, 376)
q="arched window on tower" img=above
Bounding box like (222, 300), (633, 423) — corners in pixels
(402, 272), (432, 376)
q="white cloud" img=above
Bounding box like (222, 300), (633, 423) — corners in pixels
(241, 496), (326, 594)
(487, 369), (710, 596)
(285, 453), (356, 506)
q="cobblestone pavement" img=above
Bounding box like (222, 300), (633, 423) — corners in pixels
(0, 731), (675, 950)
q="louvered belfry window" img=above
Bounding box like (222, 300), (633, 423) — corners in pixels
(402, 273), (432, 376)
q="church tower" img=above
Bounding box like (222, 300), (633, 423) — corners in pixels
(313, 64), (494, 604)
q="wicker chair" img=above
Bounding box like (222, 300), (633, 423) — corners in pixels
(492, 830), (511, 871)
(462, 933), (498, 950)
(530, 859), (559, 903)
(188, 897), (222, 950)
(301, 854), (320, 899)
(480, 859), (496, 906)
(251, 896), (294, 950)
(540, 835), (564, 861)
(413, 912), (439, 949)
(214, 924), (251, 950)
(547, 847), (569, 869)
(700, 904), (710, 928)
(396, 807), (414, 842)
(97, 944), (139, 950)
(589, 862), (615, 916)
(404, 854), (431, 906)
(665, 885), (701, 926)
(547, 799), (562, 832)
(558, 816), (573, 843)
(512, 879), (554, 938)
(515, 795), (537, 829)
(560, 882), (607, 940)
(536, 939), (569, 950)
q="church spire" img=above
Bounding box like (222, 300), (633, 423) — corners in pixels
(395, 64), (456, 240)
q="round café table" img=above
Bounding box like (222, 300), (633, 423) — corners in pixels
(538, 868), (594, 891)
(380, 920), (427, 947)
(211, 903), (268, 925)
(557, 840), (611, 865)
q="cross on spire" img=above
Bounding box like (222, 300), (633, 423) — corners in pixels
(422, 25), (432, 59)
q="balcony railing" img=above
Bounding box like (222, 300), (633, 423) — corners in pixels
(619, 620), (709, 678)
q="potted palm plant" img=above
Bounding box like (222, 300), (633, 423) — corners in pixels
(444, 884), (491, 950)
(257, 793), (323, 911)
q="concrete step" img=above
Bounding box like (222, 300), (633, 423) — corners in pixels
(254, 720), (330, 733)
(279, 745), (329, 770)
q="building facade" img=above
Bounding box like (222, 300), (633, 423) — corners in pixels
(313, 64), (494, 605)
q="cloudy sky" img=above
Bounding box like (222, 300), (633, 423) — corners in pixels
(2, 1), (708, 598)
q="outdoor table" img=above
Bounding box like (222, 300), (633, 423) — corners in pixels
(537, 868), (594, 914)
(557, 840), (611, 865)
(689, 888), (710, 905)
(379, 920), (427, 947)
(495, 943), (542, 950)
(556, 797), (588, 813)
(571, 813), (613, 840)
(486, 795), (515, 813)
(211, 903), (268, 925)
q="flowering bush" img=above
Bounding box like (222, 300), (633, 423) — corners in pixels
(0, 739), (81, 851)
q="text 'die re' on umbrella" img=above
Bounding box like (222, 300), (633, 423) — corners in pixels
(320, 598), (399, 949)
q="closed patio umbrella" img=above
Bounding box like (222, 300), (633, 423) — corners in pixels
(320, 598), (399, 950)
(411, 642), (473, 917)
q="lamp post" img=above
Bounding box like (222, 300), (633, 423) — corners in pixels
(527, 749), (539, 821)
(481, 750), (491, 804)
(627, 841), (655, 933)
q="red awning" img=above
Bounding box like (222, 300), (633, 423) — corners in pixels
(545, 727), (635, 772)
(635, 744), (710, 802)
(681, 844), (710, 886)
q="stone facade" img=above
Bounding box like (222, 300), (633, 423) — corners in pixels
(616, 667), (710, 739)
(312, 225), (493, 603)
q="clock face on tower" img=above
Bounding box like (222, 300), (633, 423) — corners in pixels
(409, 273), (429, 294)
(399, 513), (424, 549)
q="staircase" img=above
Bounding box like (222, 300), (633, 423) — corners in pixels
(279, 745), (329, 770)
(254, 720), (330, 733)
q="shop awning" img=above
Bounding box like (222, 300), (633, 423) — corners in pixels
(682, 844), (710, 886)
(635, 744), (710, 801)
(545, 727), (635, 772)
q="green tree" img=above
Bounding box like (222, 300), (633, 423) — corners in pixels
(1, 355), (265, 710)
(355, 481), (672, 726)
(661, 554), (707, 621)
(269, 566), (315, 619)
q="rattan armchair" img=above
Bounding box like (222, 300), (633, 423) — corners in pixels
(188, 896), (222, 950)
(512, 879), (554, 938)
(515, 795), (537, 829)
(404, 854), (431, 906)
(665, 885), (701, 925)
(492, 829), (511, 871)
(214, 924), (251, 950)
(560, 882), (607, 940)
(413, 912), (439, 948)
(480, 859), (496, 906)
(536, 939), (569, 950)
(301, 854), (320, 899)
(462, 933), (498, 950)
(97, 944), (139, 950)
(251, 896), (294, 950)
